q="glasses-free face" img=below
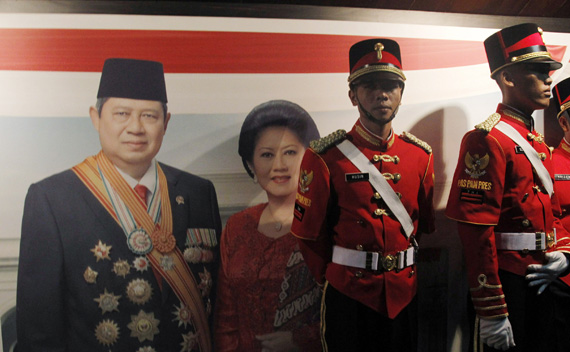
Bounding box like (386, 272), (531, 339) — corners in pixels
(249, 126), (305, 200)
(506, 63), (554, 114)
(349, 72), (404, 127)
(90, 97), (170, 179)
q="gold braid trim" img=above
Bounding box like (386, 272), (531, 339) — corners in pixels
(475, 113), (501, 132)
(470, 274), (502, 291)
(310, 129), (347, 154)
(475, 304), (507, 311)
(400, 131), (432, 154)
(471, 294), (505, 302)
(503, 110), (531, 128)
(348, 65), (406, 83)
(558, 101), (570, 118)
(377, 155), (399, 163)
(490, 51), (553, 77)
(511, 51), (552, 63)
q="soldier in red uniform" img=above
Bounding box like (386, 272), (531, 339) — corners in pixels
(446, 23), (570, 351)
(291, 38), (435, 351)
(552, 78), (570, 232)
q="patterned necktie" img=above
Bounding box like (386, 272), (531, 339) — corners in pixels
(134, 184), (148, 205)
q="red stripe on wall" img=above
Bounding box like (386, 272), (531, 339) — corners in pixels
(0, 29), (564, 73)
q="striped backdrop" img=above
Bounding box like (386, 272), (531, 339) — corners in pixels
(2, 13), (570, 239)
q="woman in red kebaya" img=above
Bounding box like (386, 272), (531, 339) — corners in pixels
(214, 100), (321, 352)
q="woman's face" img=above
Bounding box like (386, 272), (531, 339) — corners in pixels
(250, 126), (305, 199)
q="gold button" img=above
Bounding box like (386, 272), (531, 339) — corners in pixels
(393, 156), (400, 164)
(522, 219), (531, 227)
(373, 155), (381, 162)
(409, 270), (415, 278)
(393, 173), (401, 182)
(373, 192), (381, 200)
(355, 271), (363, 278)
(356, 244), (364, 251)
(527, 133), (534, 141)
(374, 209), (385, 216)
(538, 153), (546, 161)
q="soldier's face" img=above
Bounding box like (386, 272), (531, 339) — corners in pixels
(90, 98), (170, 176)
(250, 127), (305, 200)
(509, 63), (553, 112)
(349, 72), (403, 126)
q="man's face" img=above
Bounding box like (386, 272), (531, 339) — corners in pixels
(508, 63), (554, 112)
(90, 97), (170, 174)
(349, 71), (403, 126)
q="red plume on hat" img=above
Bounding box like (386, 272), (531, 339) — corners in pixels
(348, 39), (405, 83)
(484, 23), (562, 78)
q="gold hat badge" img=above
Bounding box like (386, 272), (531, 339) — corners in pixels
(374, 42), (385, 60)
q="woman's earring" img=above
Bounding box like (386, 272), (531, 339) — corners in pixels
(253, 174), (258, 184)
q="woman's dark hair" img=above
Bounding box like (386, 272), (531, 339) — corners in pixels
(238, 100), (320, 178)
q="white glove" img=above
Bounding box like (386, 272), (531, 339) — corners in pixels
(526, 251), (570, 295)
(480, 317), (515, 351)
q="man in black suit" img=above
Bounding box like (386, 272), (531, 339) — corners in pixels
(17, 58), (221, 352)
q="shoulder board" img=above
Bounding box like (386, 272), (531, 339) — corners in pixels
(400, 131), (432, 154)
(475, 112), (501, 132)
(310, 129), (347, 154)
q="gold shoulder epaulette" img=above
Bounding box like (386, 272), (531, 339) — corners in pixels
(475, 112), (501, 132)
(400, 131), (432, 154)
(310, 129), (347, 153)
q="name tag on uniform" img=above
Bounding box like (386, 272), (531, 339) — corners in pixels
(345, 173), (369, 182)
(555, 174), (570, 181)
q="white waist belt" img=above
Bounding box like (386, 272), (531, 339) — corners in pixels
(332, 245), (416, 272)
(495, 231), (555, 251)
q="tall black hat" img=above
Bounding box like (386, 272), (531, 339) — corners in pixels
(553, 78), (570, 118)
(97, 58), (168, 102)
(484, 23), (562, 78)
(348, 38), (405, 83)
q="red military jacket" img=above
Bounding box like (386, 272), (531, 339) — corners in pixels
(553, 138), (570, 286)
(553, 138), (570, 231)
(446, 104), (570, 318)
(291, 119), (435, 319)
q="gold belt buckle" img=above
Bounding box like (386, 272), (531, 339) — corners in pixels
(382, 254), (397, 271)
(547, 231), (555, 249)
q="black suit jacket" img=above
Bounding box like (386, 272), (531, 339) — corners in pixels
(17, 163), (222, 352)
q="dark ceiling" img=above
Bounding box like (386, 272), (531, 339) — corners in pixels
(214, 0), (570, 18)
(2, 0), (570, 20)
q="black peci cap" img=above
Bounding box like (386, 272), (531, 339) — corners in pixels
(97, 58), (167, 102)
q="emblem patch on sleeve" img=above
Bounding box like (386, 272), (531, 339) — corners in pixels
(465, 152), (489, 178)
(459, 188), (484, 204)
(299, 170), (313, 193)
(294, 203), (306, 221)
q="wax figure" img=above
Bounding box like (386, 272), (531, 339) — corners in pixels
(291, 39), (435, 351)
(214, 100), (321, 351)
(446, 23), (570, 351)
(17, 58), (222, 351)
(552, 78), (570, 232)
